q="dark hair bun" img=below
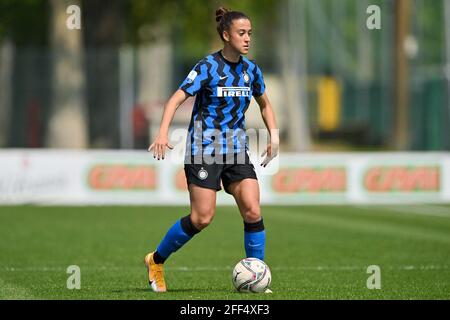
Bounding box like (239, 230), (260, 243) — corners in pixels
(215, 7), (230, 22)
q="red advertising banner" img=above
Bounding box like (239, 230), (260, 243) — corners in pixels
(88, 164), (157, 190)
(271, 167), (346, 193)
(364, 166), (440, 192)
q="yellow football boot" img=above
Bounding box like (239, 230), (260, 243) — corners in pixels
(144, 252), (167, 292)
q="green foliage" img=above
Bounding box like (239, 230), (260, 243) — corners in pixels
(415, 0), (444, 65)
(0, 0), (446, 71)
(125, 0), (280, 62)
(0, 0), (49, 45)
(124, 0), (176, 44)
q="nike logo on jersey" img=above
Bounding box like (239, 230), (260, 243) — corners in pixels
(219, 75), (228, 80)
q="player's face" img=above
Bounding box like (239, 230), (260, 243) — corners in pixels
(225, 18), (252, 55)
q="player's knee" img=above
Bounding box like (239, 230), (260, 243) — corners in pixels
(193, 217), (214, 230)
(191, 210), (215, 230)
(244, 205), (261, 223)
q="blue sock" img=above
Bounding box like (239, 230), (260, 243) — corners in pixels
(244, 219), (266, 261)
(156, 215), (200, 261)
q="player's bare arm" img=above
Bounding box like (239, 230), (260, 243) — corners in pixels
(148, 89), (189, 160)
(255, 93), (279, 167)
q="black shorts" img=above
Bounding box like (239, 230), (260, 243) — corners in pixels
(184, 152), (258, 194)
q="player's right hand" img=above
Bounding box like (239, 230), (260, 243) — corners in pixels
(148, 134), (174, 160)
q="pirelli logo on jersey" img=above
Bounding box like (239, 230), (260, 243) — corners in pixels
(217, 86), (250, 97)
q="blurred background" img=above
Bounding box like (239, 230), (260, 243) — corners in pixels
(0, 0), (449, 152)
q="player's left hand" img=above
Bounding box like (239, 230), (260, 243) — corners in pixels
(260, 138), (279, 167)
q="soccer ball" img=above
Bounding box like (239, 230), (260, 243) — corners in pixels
(232, 258), (271, 293)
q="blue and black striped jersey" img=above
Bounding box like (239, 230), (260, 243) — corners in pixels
(179, 50), (266, 157)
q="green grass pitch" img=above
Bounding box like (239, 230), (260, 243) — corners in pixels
(0, 205), (449, 300)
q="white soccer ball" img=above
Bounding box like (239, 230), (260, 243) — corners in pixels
(232, 258), (272, 293)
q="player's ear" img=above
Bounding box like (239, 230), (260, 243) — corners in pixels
(223, 30), (230, 42)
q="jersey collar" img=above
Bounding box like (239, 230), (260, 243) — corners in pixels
(218, 50), (243, 66)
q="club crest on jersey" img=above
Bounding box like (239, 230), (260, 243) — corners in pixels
(198, 167), (208, 180)
(243, 71), (250, 83)
(217, 87), (250, 97)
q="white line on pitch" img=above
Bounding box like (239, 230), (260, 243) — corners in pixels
(2, 265), (449, 272)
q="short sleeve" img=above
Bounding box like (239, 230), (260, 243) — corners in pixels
(252, 64), (266, 97)
(179, 60), (209, 96)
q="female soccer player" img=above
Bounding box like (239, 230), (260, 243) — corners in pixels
(145, 7), (279, 292)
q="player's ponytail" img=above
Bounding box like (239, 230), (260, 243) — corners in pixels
(215, 7), (249, 41)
